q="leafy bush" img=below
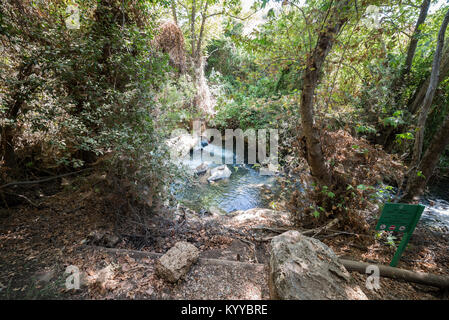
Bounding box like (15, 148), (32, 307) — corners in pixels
(1, 0), (180, 205)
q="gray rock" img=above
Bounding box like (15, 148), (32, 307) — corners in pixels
(156, 241), (200, 283)
(195, 162), (209, 175)
(199, 168), (211, 184)
(208, 165), (232, 182)
(226, 208), (293, 228)
(269, 231), (367, 300)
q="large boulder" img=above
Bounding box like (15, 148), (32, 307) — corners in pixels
(270, 231), (367, 300)
(156, 241), (200, 283)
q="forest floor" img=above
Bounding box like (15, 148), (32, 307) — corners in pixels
(1, 170), (448, 300)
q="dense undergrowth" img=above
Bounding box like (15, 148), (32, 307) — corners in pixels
(2, 0), (449, 231)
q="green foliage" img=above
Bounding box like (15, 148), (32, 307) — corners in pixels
(4, 0), (449, 211)
(395, 132), (414, 145)
(386, 234), (398, 248)
(205, 38), (252, 79)
(209, 71), (285, 130)
(355, 125), (377, 135)
(1, 0), (180, 203)
(157, 74), (199, 127)
(382, 111), (405, 128)
(321, 185), (335, 199)
(309, 205), (325, 219)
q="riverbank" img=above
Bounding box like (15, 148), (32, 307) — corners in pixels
(1, 170), (448, 299)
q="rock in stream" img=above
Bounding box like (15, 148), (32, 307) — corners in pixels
(208, 165), (232, 182)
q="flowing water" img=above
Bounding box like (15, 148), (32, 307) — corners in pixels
(172, 140), (282, 213)
(420, 180), (449, 231)
(172, 140), (449, 231)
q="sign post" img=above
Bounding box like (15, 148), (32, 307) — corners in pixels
(375, 203), (425, 267)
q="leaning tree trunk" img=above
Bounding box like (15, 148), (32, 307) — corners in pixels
(410, 8), (449, 168)
(299, 1), (351, 186)
(402, 112), (449, 202)
(401, 0), (431, 79)
(408, 43), (449, 115)
(389, 0), (430, 112)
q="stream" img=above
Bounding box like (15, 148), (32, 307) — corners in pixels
(171, 139), (449, 231)
(421, 181), (449, 231)
(172, 140), (283, 213)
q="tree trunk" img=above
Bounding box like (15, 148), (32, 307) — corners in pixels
(195, 1), (209, 68)
(1, 61), (35, 170)
(411, 8), (449, 168)
(402, 0), (431, 79)
(408, 43), (449, 115)
(402, 112), (449, 202)
(190, 0), (197, 59)
(384, 49), (447, 151)
(0, 127), (17, 169)
(299, 1), (351, 186)
(389, 0), (430, 112)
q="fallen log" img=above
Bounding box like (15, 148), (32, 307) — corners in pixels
(83, 245), (266, 269)
(339, 258), (449, 289)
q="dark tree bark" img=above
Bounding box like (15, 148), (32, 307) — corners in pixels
(195, 1), (209, 67)
(402, 0), (431, 79)
(1, 61), (35, 169)
(402, 112), (449, 202)
(408, 44), (449, 114)
(383, 1), (432, 151)
(299, 1), (351, 186)
(190, 0), (197, 60)
(411, 8), (449, 168)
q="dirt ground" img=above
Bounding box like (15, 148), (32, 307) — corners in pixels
(0, 173), (448, 300)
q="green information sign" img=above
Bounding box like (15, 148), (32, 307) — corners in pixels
(375, 203), (425, 267)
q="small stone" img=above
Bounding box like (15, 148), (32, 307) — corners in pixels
(208, 206), (227, 216)
(145, 286), (155, 296)
(156, 241), (200, 283)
